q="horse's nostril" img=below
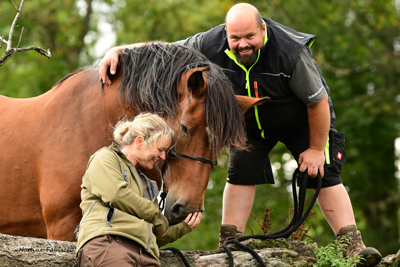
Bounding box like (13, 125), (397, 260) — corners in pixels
(170, 198), (186, 217)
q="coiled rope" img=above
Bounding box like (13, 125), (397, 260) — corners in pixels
(162, 168), (322, 267)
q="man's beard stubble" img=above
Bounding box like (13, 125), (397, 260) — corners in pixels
(235, 46), (258, 68)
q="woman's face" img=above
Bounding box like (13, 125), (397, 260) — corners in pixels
(135, 135), (172, 170)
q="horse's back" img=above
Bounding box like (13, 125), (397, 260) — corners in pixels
(0, 67), (108, 240)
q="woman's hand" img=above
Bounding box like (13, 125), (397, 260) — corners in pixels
(184, 212), (202, 230)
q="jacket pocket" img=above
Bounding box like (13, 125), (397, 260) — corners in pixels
(74, 201), (98, 239)
(327, 130), (347, 174)
(146, 222), (152, 252)
(106, 207), (115, 227)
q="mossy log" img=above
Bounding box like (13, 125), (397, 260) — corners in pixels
(0, 233), (399, 267)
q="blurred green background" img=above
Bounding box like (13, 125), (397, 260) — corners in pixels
(1, 0), (399, 256)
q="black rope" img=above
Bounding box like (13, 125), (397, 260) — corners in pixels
(171, 150), (217, 166)
(158, 149), (217, 267)
(161, 247), (192, 267)
(221, 168), (322, 267)
(160, 167), (321, 267)
(158, 149), (216, 211)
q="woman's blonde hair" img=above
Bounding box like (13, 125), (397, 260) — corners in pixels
(113, 113), (174, 146)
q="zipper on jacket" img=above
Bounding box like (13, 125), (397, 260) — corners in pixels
(106, 207), (115, 227)
(225, 48), (265, 139)
(74, 201), (98, 239)
(123, 170), (128, 182)
(146, 222), (152, 252)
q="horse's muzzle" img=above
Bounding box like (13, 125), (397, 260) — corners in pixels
(166, 198), (204, 225)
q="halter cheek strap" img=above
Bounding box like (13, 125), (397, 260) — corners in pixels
(158, 150), (217, 211)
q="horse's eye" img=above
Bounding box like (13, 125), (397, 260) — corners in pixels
(181, 124), (189, 136)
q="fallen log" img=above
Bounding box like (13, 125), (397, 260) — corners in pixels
(0, 233), (399, 266)
(0, 233), (316, 267)
(0, 233), (75, 266)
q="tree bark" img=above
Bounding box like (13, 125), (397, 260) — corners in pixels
(0, 233), (399, 267)
(0, 233), (76, 267)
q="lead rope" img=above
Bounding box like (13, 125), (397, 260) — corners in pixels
(160, 162), (320, 267)
(159, 150), (217, 211)
(222, 168), (322, 267)
(159, 150), (216, 267)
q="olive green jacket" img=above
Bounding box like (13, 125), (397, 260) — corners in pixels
(75, 143), (192, 260)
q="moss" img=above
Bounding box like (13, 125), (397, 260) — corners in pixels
(247, 238), (291, 250)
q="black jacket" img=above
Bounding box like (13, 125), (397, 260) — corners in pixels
(200, 17), (335, 140)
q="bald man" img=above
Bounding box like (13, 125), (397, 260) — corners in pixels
(99, 3), (381, 266)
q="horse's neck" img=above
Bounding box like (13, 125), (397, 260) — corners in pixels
(45, 68), (136, 130)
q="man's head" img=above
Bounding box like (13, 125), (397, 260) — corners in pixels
(225, 3), (265, 68)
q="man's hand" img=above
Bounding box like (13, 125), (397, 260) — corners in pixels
(298, 148), (325, 178)
(99, 47), (121, 86)
(184, 212), (202, 230)
(99, 42), (158, 85)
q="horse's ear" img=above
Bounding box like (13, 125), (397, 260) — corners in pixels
(187, 70), (205, 98)
(235, 95), (270, 113)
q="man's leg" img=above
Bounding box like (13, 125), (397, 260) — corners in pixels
(316, 183), (355, 235)
(317, 184), (382, 266)
(222, 183), (255, 233)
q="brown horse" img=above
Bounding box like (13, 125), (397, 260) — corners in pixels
(0, 44), (263, 241)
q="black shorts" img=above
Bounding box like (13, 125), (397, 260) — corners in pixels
(227, 124), (345, 189)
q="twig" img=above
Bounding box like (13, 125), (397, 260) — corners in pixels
(8, 0), (25, 50)
(0, 36), (10, 47)
(10, 0), (18, 10)
(16, 27), (24, 48)
(0, 46), (51, 66)
(1, 0), (51, 66)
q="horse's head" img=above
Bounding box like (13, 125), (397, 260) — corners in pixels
(160, 66), (268, 225)
(116, 43), (266, 225)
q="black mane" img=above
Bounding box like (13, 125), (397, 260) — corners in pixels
(117, 43), (247, 155)
(118, 44), (208, 117)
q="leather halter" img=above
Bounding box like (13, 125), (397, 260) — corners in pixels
(158, 150), (217, 211)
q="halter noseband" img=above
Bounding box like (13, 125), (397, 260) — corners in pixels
(158, 150), (217, 211)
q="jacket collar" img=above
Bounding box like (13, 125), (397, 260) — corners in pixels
(110, 142), (125, 156)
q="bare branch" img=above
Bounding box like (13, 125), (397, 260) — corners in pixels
(1, 0), (51, 66)
(0, 36), (10, 47)
(10, 0), (18, 11)
(7, 0), (25, 50)
(0, 46), (51, 67)
(8, 0), (25, 50)
(16, 27), (24, 48)
(0, 49), (16, 66)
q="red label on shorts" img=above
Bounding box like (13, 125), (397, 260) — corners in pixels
(337, 152), (342, 160)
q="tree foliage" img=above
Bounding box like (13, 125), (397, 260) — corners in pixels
(1, 0), (399, 256)
(0, 0), (101, 97)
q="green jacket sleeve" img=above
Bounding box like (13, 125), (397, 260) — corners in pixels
(83, 148), (163, 223)
(156, 221), (193, 248)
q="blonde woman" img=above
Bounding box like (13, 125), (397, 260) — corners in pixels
(75, 113), (202, 267)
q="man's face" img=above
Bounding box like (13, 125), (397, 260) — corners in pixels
(226, 18), (265, 68)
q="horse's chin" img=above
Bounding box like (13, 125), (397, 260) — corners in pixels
(166, 214), (186, 226)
